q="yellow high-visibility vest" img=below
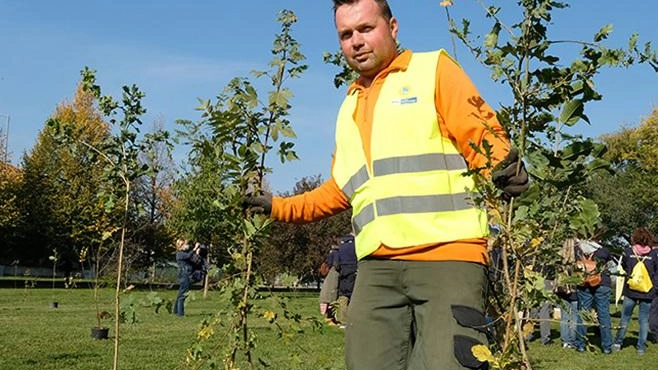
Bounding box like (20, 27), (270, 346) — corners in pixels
(332, 50), (489, 260)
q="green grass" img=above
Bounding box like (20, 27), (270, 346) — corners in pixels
(0, 288), (655, 370)
(0, 288), (344, 370)
(524, 303), (658, 370)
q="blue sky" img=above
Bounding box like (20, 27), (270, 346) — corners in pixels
(1, 0), (656, 193)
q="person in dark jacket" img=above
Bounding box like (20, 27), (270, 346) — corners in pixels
(650, 235), (658, 343)
(174, 239), (200, 317)
(335, 235), (357, 326)
(574, 239), (613, 354)
(189, 242), (210, 283)
(612, 228), (657, 354)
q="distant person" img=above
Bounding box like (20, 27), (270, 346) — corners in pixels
(650, 235), (658, 343)
(190, 242), (210, 284)
(318, 244), (340, 325)
(335, 235), (357, 326)
(174, 239), (201, 317)
(574, 239), (613, 354)
(556, 238), (579, 349)
(612, 228), (657, 354)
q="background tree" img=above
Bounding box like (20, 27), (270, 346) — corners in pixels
(17, 84), (112, 270)
(258, 174), (352, 286)
(589, 108), (658, 240)
(19, 129), (64, 265)
(126, 118), (177, 277)
(169, 115), (238, 264)
(0, 162), (22, 264)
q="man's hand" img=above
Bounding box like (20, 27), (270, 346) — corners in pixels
(492, 148), (529, 199)
(242, 192), (273, 215)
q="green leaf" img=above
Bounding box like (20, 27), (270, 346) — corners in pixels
(484, 22), (501, 49)
(569, 198), (600, 237)
(601, 48), (626, 66)
(594, 24), (613, 42)
(250, 142), (266, 154)
(285, 151), (298, 161)
(628, 33), (639, 51)
(252, 214), (274, 230)
(559, 100), (584, 126)
(243, 218), (257, 238)
(571, 59), (588, 73)
(270, 124), (279, 141)
(280, 125), (297, 139)
(269, 89), (293, 109)
(245, 84), (259, 109)
(586, 158), (609, 172)
(104, 196), (116, 212)
(102, 230), (114, 241)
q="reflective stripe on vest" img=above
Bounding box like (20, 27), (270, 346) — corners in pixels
(373, 153), (467, 176)
(332, 50), (489, 259)
(342, 153), (467, 199)
(341, 164), (369, 199)
(351, 193), (475, 235)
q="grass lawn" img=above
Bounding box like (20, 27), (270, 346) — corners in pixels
(0, 287), (344, 370)
(0, 287), (655, 370)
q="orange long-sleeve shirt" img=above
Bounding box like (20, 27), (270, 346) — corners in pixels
(271, 50), (510, 263)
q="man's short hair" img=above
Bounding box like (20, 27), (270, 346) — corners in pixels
(332, 0), (393, 21)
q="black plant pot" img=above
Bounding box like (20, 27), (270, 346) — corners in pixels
(50, 301), (58, 309)
(91, 327), (109, 340)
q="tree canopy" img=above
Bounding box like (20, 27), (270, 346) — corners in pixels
(14, 84), (112, 268)
(590, 108), (658, 240)
(258, 175), (352, 285)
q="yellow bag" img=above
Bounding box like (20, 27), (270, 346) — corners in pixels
(627, 256), (653, 293)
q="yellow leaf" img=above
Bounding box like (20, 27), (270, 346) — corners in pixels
(471, 344), (494, 362)
(522, 322), (535, 338)
(530, 237), (543, 248)
(262, 310), (277, 323)
(197, 326), (214, 340)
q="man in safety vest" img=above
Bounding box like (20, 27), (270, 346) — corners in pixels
(245, 0), (528, 368)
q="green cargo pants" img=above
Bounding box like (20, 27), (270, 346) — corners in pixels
(345, 259), (489, 370)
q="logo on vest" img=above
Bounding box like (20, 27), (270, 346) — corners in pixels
(392, 86), (417, 104)
(392, 97), (418, 105)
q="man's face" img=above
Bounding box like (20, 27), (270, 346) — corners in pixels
(335, 0), (398, 82)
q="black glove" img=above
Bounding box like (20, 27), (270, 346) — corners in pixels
(492, 148), (529, 198)
(242, 192), (273, 215)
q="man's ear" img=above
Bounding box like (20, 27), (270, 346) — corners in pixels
(389, 16), (399, 39)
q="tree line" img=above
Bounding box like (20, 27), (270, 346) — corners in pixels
(0, 82), (351, 283)
(0, 74), (655, 285)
